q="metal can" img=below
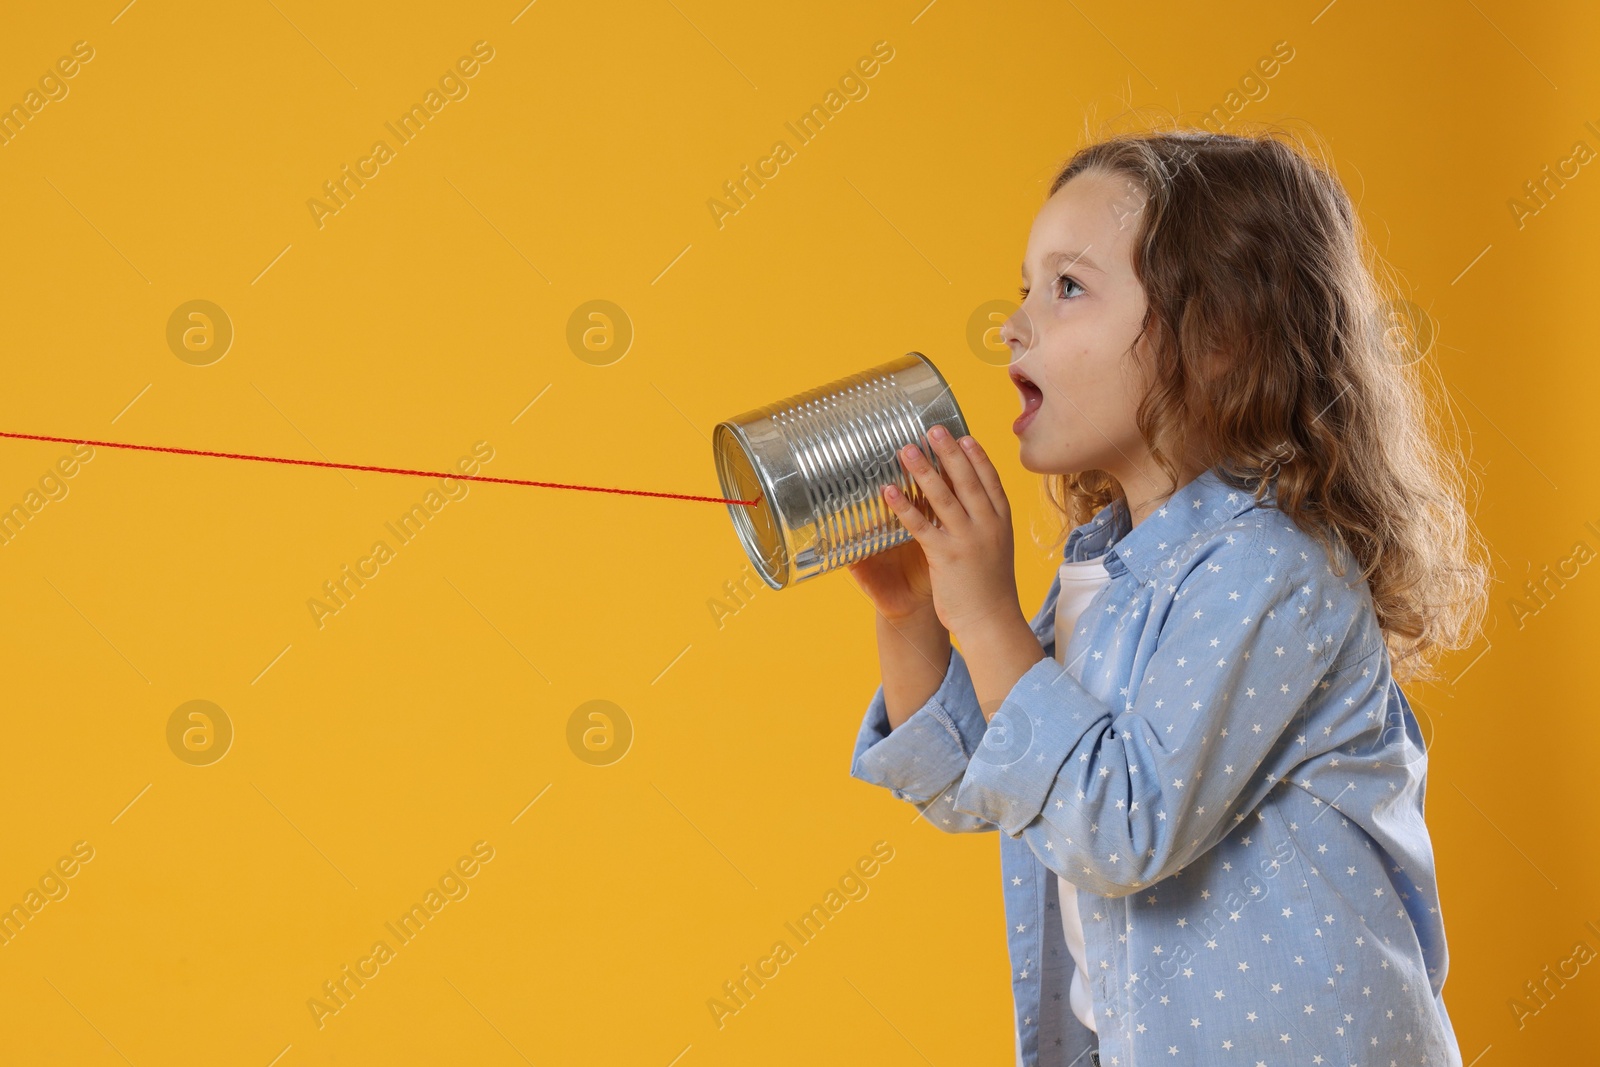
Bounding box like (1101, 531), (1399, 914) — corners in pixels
(712, 352), (970, 590)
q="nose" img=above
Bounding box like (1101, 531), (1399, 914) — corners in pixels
(999, 304), (1033, 361)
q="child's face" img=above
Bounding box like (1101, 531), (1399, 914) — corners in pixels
(1001, 169), (1155, 482)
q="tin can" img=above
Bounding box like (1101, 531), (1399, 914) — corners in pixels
(712, 352), (970, 590)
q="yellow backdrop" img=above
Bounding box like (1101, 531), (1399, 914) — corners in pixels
(0, 1), (1593, 1064)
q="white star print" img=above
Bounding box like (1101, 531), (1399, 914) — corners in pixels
(851, 473), (1446, 1065)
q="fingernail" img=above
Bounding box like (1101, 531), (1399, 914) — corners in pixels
(930, 425), (948, 441)
(960, 436), (976, 452)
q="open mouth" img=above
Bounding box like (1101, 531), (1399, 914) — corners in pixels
(1009, 366), (1044, 431)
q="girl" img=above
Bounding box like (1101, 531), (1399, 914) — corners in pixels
(847, 127), (1488, 1067)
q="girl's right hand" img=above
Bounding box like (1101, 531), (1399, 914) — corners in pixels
(847, 536), (938, 623)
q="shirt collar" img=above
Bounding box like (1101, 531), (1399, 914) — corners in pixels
(1063, 467), (1270, 584)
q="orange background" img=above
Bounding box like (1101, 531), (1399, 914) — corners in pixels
(0, 1), (1593, 1064)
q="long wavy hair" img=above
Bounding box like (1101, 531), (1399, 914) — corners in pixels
(1038, 121), (1490, 685)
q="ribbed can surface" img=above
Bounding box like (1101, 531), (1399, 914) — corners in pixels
(712, 352), (969, 589)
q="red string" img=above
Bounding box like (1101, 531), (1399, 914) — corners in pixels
(0, 430), (761, 508)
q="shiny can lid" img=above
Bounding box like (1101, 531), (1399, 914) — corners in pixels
(713, 421), (788, 589)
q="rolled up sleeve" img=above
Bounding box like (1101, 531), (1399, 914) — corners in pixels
(849, 645), (998, 833)
(952, 655), (1095, 835)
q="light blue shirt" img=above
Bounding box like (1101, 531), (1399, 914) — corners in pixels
(849, 467), (1463, 1067)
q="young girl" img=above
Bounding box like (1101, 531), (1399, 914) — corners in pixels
(847, 127), (1488, 1067)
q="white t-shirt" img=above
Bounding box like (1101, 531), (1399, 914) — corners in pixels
(1052, 553), (1113, 1034)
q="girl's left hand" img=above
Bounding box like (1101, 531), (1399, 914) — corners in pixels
(880, 425), (1025, 639)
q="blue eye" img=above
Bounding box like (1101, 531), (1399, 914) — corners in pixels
(1018, 274), (1084, 302)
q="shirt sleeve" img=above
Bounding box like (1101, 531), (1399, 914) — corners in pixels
(951, 529), (1361, 896)
(848, 643), (1000, 834)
